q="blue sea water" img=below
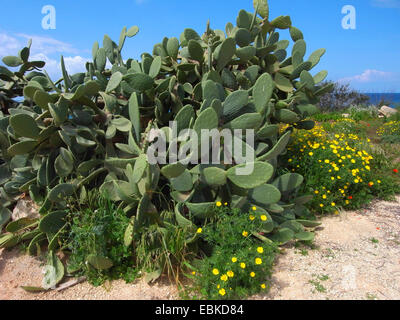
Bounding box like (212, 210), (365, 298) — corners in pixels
(364, 93), (400, 108)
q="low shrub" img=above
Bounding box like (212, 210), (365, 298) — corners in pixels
(66, 195), (138, 286)
(377, 121), (400, 144)
(320, 118), (368, 139)
(184, 206), (279, 300)
(284, 124), (398, 213)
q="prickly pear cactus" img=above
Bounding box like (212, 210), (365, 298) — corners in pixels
(0, 0), (329, 250)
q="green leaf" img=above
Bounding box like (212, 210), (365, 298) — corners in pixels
(39, 210), (68, 234)
(227, 162), (274, 189)
(202, 167), (227, 187)
(249, 184), (281, 205)
(123, 73), (154, 91)
(87, 255), (114, 270)
(10, 114), (40, 139)
(167, 37), (180, 59)
(149, 56), (162, 78)
(95, 48), (107, 72)
(6, 218), (37, 233)
(188, 40), (204, 62)
(253, 0), (269, 19)
(7, 140), (37, 156)
(105, 72), (123, 93)
(48, 184), (75, 202)
(270, 16), (292, 29)
(222, 90), (249, 122)
(194, 107), (218, 136)
(272, 173), (304, 193)
(295, 231), (315, 241)
(224, 113), (262, 130)
(289, 26), (304, 41)
(274, 72), (293, 93)
(55, 147), (74, 177)
(132, 154), (148, 184)
(216, 38), (236, 72)
(253, 73), (274, 113)
(161, 162), (187, 179)
(2, 56), (23, 67)
(126, 26), (139, 38)
(171, 170), (193, 192)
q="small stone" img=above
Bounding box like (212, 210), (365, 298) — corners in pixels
(11, 198), (40, 221)
(379, 106), (398, 117)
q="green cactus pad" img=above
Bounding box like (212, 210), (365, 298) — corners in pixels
(227, 162), (273, 189)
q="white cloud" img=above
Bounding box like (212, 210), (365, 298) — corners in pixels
(371, 0), (400, 8)
(17, 33), (80, 55)
(0, 33), (22, 57)
(339, 69), (395, 83)
(0, 31), (89, 80)
(28, 53), (89, 79)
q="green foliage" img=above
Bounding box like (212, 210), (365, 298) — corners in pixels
(66, 195), (137, 286)
(284, 122), (400, 214)
(184, 206), (278, 300)
(0, 1), (333, 296)
(0, 0), (329, 254)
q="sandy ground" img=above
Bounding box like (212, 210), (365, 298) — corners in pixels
(1, 195), (399, 300)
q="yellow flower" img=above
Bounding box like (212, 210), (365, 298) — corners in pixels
(257, 247), (264, 254)
(216, 201), (222, 207)
(250, 272), (255, 278)
(322, 195), (327, 199)
(240, 263), (246, 269)
(249, 214), (255, 221)
(219, 288), (226, 296)
(260, 215), (267, 221)
(232, 257), (237, 263)
(309, 152), (314, 156)
(377, 180), (381, 184)
(224, 202), (228, 206)
(324, 160), (330, 164)
(354, 179), (359, 184)
(314, 190), (319, 194)
(227, 271), (234, 278)
(197, 228), (202, 234)
(255, 258), (262, 265)
(212, 268), (219, 275)
(331, 202), (336, 207)
(261, 283), (266, 289)
(252, 206), (257, 211)
(320, 204), (324, 208)
(242, 231), (249, 237)
(192, 271), (196, 275)
(220, 274), (228, 281)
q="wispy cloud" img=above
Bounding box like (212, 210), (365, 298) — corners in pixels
(0, 33), (22, 56)
(0, 32), (89, 80)
(371, 0), (400, 8)
(17, 33), (80, 55)
(339, 69), (396, 83)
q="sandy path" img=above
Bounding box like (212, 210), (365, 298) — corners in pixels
(1, 196), (399, 300)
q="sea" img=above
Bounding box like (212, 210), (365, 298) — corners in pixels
(364, 93), (400, 108)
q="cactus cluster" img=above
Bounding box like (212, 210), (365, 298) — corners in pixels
(0, 0), (328, 252)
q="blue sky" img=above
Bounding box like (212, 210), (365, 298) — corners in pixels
(0, 0), (399, 92)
